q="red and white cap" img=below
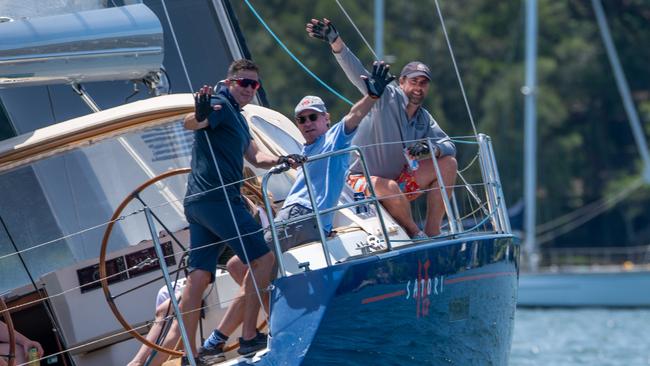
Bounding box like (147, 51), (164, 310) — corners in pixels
(294, 95), (327, 116)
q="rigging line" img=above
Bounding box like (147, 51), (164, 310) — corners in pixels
(0, 141), (474, 263)
(242, 0), (353, 105)
(536, 193), (614, 234)
(433, 0), (478, 137)
(334, 0), (379, 60)
(21, 291), (248, 366)
(449, 139), (480, 145)
(451, 135), (481, 140)
(141, 134), (476, 212)
(151, 173), (263, 212)
(0, 215), (40, 295)
(1, 228), (266, 315)
(0, 132), (476, 265)
(457, 171), (489, 215)
(453, 200), (489, 224)
(536, 178), (644, 245)
(0, 169), (263, 262)
(391, 199), (501, 243)
(536, 177), (644, 235)
(0, 209), (142, 262)
(0, 215), (68, 362)
(160, 0), (194, 92)
(457, 154), (478, 173)
(203, 131), (267, 322)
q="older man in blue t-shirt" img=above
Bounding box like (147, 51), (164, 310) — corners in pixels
(270, 61), (394, 251)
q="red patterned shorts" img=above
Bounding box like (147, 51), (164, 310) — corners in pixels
(347, 165), (422, 202)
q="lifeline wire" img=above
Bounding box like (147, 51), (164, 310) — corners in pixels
(2, 173), (484, 315)
(433, 0), (478, 137)
(536, 177), (644, 245)
(0, 171), (262, 262)
(203, 132), (268, 323)
(243, 0), (353, 105)
(0, 134), (484, 263)
(0, 228), (266, 316)
(15, 293), (246, 366)
(334, 0), (379, 60)
(160, 0), (194, 91)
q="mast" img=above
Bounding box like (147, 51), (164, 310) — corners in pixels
(523, 0), (539, 271)
(591, 0), (650, 184)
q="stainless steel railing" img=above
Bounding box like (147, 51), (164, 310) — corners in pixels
(262, 135), (512, 277)
(262, 146), (391, 277)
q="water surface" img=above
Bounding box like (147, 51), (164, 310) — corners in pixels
(511, 309), (650, 365)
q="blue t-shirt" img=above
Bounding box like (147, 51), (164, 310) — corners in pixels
(184, 89), (252, 204)
(282, 120), (356, 232)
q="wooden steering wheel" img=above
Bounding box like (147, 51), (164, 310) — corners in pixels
(0, 297), (16, 366)
(99, 168), (190, 356)
(99, 168), (268, 357)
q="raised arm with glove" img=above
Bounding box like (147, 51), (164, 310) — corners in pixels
(305, 18), (339, 44)
(343, 60), (395, 133)
(194, 87), (213, 122)
(362, 61), (395, 99)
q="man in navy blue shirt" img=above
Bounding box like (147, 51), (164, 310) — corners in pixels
(163, 60), (300, 364)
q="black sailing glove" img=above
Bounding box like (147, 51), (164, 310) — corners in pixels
(408, 141), (431, 158)
(363, 61), (396, 99)
(307, 19), (339, 44)
(194, 91), (212, 122)
(278, 154), (308, 167)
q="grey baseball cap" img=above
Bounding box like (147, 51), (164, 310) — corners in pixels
(294, 95), (327, 115)
(400, 61), (431, 80)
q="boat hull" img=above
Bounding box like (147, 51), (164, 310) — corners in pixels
(253, 234), (519, 365)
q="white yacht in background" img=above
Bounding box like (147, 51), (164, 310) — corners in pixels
(518, 245), (650, 307)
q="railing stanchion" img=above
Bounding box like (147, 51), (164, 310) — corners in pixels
(355, 146), (393, 250)
(451, 191), (463, 231)
(301, 162), (333, 267)
(477, 134), (502, 232)
(484, 136), (511, 233)
(426, 140), (459, 234)
(262, 172), (287, 277)
(260, 146), (394, 271)
(143, 207), (195, 366)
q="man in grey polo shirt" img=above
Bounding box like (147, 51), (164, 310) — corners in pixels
(306, 18), (457, 239)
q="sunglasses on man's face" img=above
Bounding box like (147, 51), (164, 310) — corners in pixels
(230, 78), (261, 90)
(296, 113), (321, 125)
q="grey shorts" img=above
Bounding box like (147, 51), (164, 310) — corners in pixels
(265, 203), (323, 252)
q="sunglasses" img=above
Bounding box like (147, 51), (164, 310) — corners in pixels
(296, 113), (321, 125)
(230, 78), (261, 90)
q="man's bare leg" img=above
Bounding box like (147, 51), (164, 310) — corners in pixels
(371, 176), (421, 237)
(416, 156), (457, 236)
(241, 251), (275, 340)
(150, 269), (210, 364)
(128, 299), (175, 366)
(211, 256), (270, 337)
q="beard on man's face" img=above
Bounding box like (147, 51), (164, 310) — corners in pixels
(408, 94), (424, 105)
